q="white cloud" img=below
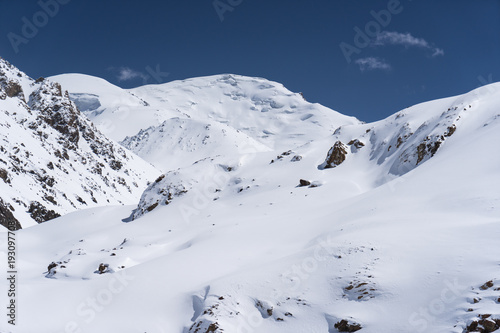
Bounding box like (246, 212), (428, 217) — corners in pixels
(116, 67), (148, 82)
(355, 57), (391, 72)
(432, 48), (445, 57)
(373, 31), (444, 57)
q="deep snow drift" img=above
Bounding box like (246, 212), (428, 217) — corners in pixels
(0, 64), (499, 333)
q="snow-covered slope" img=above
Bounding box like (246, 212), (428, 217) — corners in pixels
(51, 73), (360, 172)
(0, 59), (159, 228)
(3, 72), (500, 333)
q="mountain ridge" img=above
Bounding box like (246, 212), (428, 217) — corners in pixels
(0, 58), (499, 332)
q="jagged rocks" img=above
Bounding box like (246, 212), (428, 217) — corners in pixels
(445, 124), (457, 137)
(464, 315), (500, 333)
(0, 198), (21, 230)
(0, 168), (10, 184)
(189, 320), (221, 333)
(30, 80), (80, 149)
(416, 124), (457, 165)
(28, 201), (61, 223)
(4, 80), (23, 98)
(334, 319), (362, 332)
(322, 141), (348, 169)
(416, 139), (442, 165)
(347, 139), (365, 149)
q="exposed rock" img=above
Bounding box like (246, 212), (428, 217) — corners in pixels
(146, 202), (159, 212)
(445, 124), (457, 137)
(348, 139), (365, 149)
(28, 201), (61, 223)
(323, 141), (348, 169)
(480, 280), (494, 290)
(47, 262), (57, 272)
(416, 139), (442, 165)
(189, 320), (221, 333)
(97, 263), (110, 274)
(3, 80), (23, 98)
(464, 316), (500, 333)
(131, 171), (189, 220)
(0, 168), (10, 184)
(299, 179), (311, 187)
(30, 80), (80, 149)
(0, 198), (21, 230)
(0, 58), (157, 227)
(334, 319), (362, 332)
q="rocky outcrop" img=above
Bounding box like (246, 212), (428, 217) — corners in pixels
(323, 141), (348, 169)
(464, 315), (500, 333)
(131, 172), (189, 220)
(0, 198), (21, 230)
(28, 201), (61, 224)
(334, 319), (362, 332)
(0, 58), (159, 228)
(29, 80), (80, 149)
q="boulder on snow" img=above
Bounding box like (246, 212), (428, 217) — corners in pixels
(347, 139), (365, 149)
(322, 141), (348, 169)
(299, 179), (311, 187)
(334, 319), (362, 332)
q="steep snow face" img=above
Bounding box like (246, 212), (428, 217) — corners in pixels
(121, 117), (271, 172)
(51, 73), (360, 171)
(0, 59), (160, 228)
(129, 74), (360, 151)
(318, 82), (500, 183)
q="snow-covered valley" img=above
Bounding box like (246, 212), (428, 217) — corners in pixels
(0, 57), (499, 333)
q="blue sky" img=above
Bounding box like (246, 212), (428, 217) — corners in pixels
(0, 0), (499, 122)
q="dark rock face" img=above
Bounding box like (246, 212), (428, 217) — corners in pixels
(324, 141), (348, 169)
(299, 179), (311, 187)
(334, 319), (362, 332)
(0, 168), (10, 184)
(28, 201), (61, 224)
(29, 81), (80, 150)
(0, 198), (21, 230)
(415, 123), (457, 165)
(4, 80), (23, 98)
(416, 139), (442, 165)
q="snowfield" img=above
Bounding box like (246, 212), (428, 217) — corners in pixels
(0, 61), (499, 333)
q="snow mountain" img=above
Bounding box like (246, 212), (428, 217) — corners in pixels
(0, 59), (499, 333)
(0, 58), (159, 229)
(51, 73), (360, 172)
